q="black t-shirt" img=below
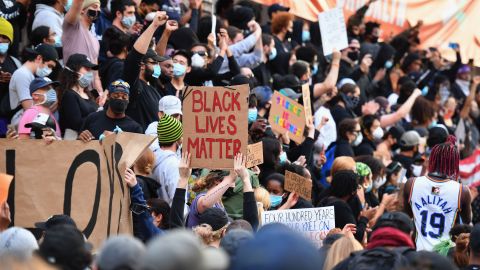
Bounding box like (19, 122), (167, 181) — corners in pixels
(334, 139), (354, 158)
(59, 89), (98, 133)
(354, 137), (376, 156)
(331, 104), (355, 125)
(81, 110), (143, 139)
(123, 48), (164, 130)
(392, 154), (415, 178)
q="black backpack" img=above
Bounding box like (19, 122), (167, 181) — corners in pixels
(342, 247), (413, 270)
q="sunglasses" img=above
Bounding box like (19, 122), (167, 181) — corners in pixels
(111, 80), (130, 88)
(193, 51), (208, 57)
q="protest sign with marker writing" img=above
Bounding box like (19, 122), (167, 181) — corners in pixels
(183, 85), (249, 169)
(268, 91), (306, 144)
(246, 142), (263, 168)
(284, 170), (312, 201)
(261, 206), (335, 247)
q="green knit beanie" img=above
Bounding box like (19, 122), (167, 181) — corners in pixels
(157, 114), (183, 143)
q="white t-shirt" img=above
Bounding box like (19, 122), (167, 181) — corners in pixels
(145, 121), (159, 153)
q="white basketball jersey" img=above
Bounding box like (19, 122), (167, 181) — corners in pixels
(409, 176), (461, 251)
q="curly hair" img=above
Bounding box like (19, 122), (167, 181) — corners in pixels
(271, 11), (294, 35)
(192, 171), (228, 193)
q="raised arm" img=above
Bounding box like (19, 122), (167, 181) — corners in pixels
(460, 76), (480, 119)
(313, 51), (340, 98)
(380, 88), (421, 127)
(235, 154), (259, 230)
(197, 170), (236, 214)
(170, 152), (191, 228)
(137, 11), (168, 54)
(155, 19), (178, 56)
(64, 0), (85, 25)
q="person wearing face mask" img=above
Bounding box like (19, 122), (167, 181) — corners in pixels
(164, 50), (191, 97)
(393, 130), (422, 178)
(334, 118), (362, 158)
(329, 79), (360, 125)
(354, 114), (383, 156)
(30, 26), (58, 48)
(9, 45), (58, 121)
(78, 79), (142, 141)
(58, 53), (99, 138)
(17, 77), (61, 139)
(269, 11), (294, 75)
(185, 41), (231, 87)
(360, 21), (381, 59)
(339, 39), (361, 79)
(122, 11), (169, 130)
(32, 0), (68, 46)
(62, 0), (104, 95)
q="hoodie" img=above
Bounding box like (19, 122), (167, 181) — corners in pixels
(152, 148), (180, 205)
(32, 4), (64, 39)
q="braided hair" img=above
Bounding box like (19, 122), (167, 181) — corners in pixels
(428, 135), (459, 180)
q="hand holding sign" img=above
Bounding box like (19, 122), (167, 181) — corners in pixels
(124, 168), (138, 188)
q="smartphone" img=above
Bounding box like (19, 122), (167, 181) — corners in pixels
(448, 42), (459, 49)
(7, 124), (16, 133)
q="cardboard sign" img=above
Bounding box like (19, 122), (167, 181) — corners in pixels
(0, 173), (13, 204)
(302, 84), (313, 123)
(284, 170), (312, 201)
(318, 7), (348, 55)
(183, 85), (249, 169)
(261, 206), (335, 247)
(246, 142), (263, 168)
(0, 133), (155, 249)
(268, 91), (306, 144)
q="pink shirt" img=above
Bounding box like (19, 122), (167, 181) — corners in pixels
(18, 105), (61, 137)
(62, 20), (99, 64)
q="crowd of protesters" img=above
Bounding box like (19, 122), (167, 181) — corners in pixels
(1, 0), (480, 269)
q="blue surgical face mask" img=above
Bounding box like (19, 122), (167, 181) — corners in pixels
(64, 0), (73, 12)
(270, 194), (283, 208)
(173, 63), (186, 77)
(312, 65), (318, 75)
(302, 30), (311, 42)
(121, 15), (136, 29)
(42, 88), (57, 106)
(365, 180), (373, 193)
(36, 66), (52, 78)
(384, 60), (393, 69)
(248, 108), (257, 123)
(279, 152), (288, 164)
(54, 35), (62, 47)
(269, 47), (277, 61)
(421, 86), (429, 96)
(152, 64), (161, 78)
(0, 43), (9, 54)
(78, 72), (94, 88)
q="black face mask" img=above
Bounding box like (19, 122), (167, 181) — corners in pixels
(347, 51), (359, 61)
(370, 36), (379, 44)
(109, 98), (128, 114)
(87, 9), (100, 22)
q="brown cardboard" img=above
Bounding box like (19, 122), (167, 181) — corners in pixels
(268, 91), (306, 144)
(302, 84), (313, 123)
(284, 170), (312, 201)
(0, 133), (154, 249)
(183, 85), (249, 169)
(246, 142), (263, 168)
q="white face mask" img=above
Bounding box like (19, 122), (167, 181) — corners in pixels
(373, 176), (387, 189)
(372, 127), (384, 141)
(412, 164), (423, 177)
(191, 53), (205, 68)
(353, 133), (363, 146)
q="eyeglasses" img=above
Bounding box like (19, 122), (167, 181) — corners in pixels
(130, 203), (152, 215)
(193, 51), (208, 57)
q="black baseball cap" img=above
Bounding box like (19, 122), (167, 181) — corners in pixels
(35, 214), (77, 231)
(35, 44), (59, 62)
(373, 211), (413, 234)
(66, 53), (98, 70)
(268, 4), (290, 18)
(24, 113), (57, 131)
(142, 48), (169, 63)
(29, 77), (59, 94)
(198, 207), (229, 231)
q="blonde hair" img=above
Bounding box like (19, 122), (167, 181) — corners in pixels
(323, 237), (363, 270)
(135, 149), (155, 175)
(331, 156), (356, 176)
(254, 187), (271, 225)
(193, 223), (227, 245)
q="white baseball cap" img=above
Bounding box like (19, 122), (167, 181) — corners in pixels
(158, 96), (182, 116)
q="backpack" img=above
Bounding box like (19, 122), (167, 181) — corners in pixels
(319, 142), (336, 188)
(343, 247), (412, 270)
